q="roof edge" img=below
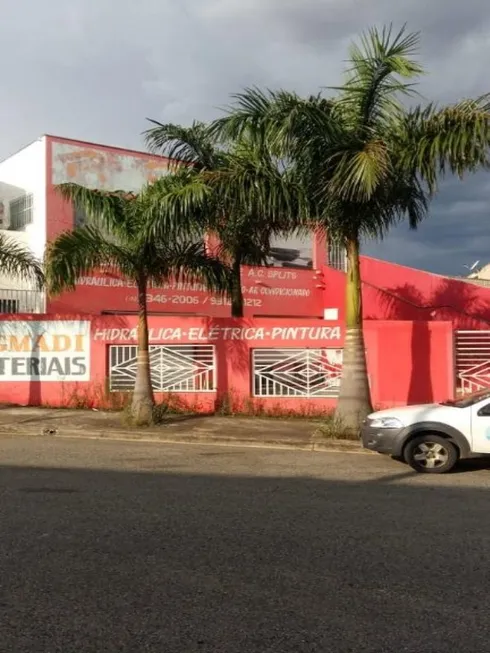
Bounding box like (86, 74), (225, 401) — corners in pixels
(45, 134), (172, 163)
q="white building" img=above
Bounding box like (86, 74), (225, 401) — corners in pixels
(0, 136), (46, 312)
(0, 135), (173, 313)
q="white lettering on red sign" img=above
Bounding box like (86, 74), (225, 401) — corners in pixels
(93, 326), (341, 342)
(259, 287), (310, 297)
(247, 268), (298, 280)
(0, 321), (90, 381)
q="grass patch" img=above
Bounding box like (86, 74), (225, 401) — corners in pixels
(215, 390), (333, 420)
(314, 414), (360, 441)
(120, 394), (199, 427)
(59, 380), (130, 412)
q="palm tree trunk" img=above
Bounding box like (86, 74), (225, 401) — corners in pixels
(231, 255), (244, 318)
(334, 236), (373, 431)
(131, 276), (155, 425)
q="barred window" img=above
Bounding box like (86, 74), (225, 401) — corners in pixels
(328, 242), (347, 271)
(9, 194), (34, 231)
(0, 298), (19, 313)
(456, 330), (490, 395)
(253, 348), (343, 398)
(109, 344), (216, 392)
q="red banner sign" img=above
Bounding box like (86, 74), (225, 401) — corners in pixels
(47, 266), (324, 317)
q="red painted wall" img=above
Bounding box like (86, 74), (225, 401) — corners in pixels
(45, 136), (324, 319)
(322, 256), (490, 329)
(47, 267), (323, 318)
(0, 314), (454, 412)
(364, 320), (454, 408)
(45, 135), (174, 243)
(45, 136), (490, 329)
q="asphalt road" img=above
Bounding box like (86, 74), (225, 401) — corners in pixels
(1, 436), (490, 653)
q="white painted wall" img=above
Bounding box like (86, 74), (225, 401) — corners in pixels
(0, 137), (46, 299)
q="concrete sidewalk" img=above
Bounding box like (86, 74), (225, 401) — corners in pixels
(0, 406), (364, 453)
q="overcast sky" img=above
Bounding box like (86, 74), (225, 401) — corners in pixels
(1, 0), (490, 274)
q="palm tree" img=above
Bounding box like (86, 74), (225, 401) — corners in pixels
(0, 233), (44, 289)
(212, 25), (490, 429)
(45, 182), (232, 425)
(145, 119), (224, 172)
(145, 122), (301, 317)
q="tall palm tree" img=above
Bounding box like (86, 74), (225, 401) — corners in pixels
(213, 25), (490, 429)
(45, 182), (232, 425)
(145, 123), (301, 317)
(0, 233), (44, 289)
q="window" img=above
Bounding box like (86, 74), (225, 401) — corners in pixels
(328, 242), (347, 271)
(0, 298), (19, 313)
(109, 344), (216, 392)
(253, 348), (343, 397)
(9, 194), (33, 231)
(477, 402), (490, 417)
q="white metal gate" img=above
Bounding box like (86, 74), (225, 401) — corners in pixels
(455, 331), (490, 395)
(252, 348), (343, 397)
(109, 344), (216, 392)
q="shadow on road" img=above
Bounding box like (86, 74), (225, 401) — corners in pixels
(1, 462), (490, 652)
(365, 457), (490, 482)
(453, 457), (490, 473)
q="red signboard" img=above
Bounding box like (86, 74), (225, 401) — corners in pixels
(45, 138), (325, 318)
(47, 266), (324, 317)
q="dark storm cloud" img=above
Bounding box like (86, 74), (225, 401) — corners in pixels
(0, 0), (489, 271)
(363, 173), (490, 275)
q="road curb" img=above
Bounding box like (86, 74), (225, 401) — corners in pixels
(0, 425), (370, 454)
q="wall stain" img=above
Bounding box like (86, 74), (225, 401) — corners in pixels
(52, 142), (170, 192)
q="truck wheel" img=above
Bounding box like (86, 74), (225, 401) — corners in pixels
(404, 435), (458, 474)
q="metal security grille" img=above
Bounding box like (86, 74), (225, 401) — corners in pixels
(455, 331), (490, 395)
(328, 242), (347, 271)
(9, 194), (33, 231)
(0, 289), (44, 313)
(253, 348), (343, 397)
(0, 298), (19, 313)
(109, 344), (216, 392)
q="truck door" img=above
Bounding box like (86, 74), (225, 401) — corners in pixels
(470, 399), (490, 454)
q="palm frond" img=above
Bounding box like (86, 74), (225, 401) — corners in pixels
(149, 241), (233, 297)
(317, 162), (428, 244)
(45, 226), (133, 295)
(0, 233), (44, 289)
(216, 230), (273, 268)
(327, 139), (391, 202)
(352, 24), (422, 78)
(212, 87), (277, 143)
(336, 24), (424, 132)
(144, 120), (222, 171)
(55, 183), (135, 238)
(143, 167), (213, 240)
(396, 96), (490, 192)
(212, 88), (340, 158)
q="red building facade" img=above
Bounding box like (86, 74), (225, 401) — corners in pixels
(0, 135), (486, 412)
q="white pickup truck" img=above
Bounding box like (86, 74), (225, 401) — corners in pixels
(361, 390), (490, 473)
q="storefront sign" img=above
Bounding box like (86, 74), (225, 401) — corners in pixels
(48, 266), (323, 317)
(0, 321), (90, 381)
(93, 325), (341, 343)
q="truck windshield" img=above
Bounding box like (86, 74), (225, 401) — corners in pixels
(442, 390), (490, 408)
